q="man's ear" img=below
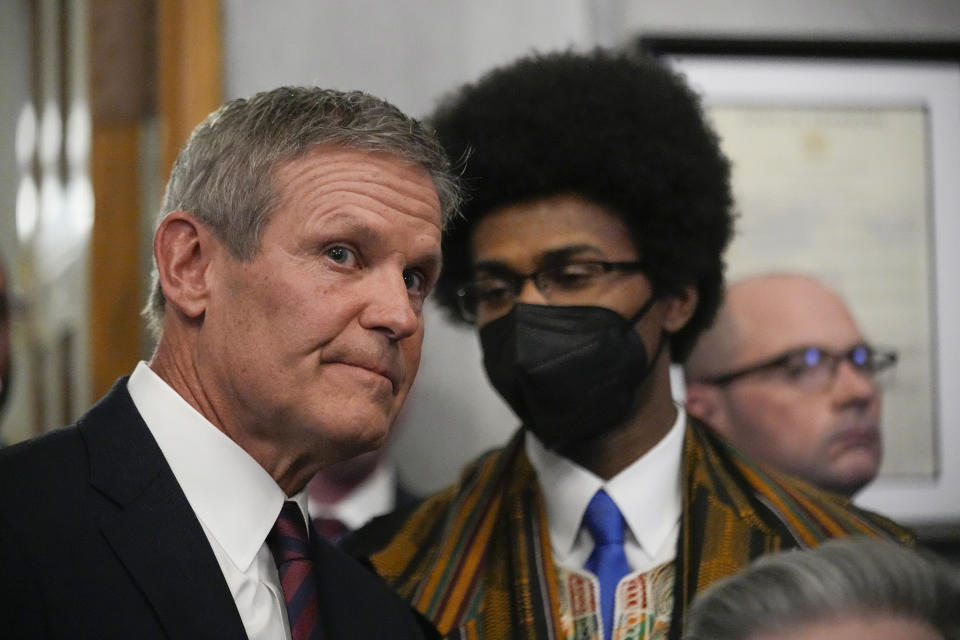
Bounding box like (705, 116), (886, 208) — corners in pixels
(153, 211), (216, 320)
(663, 285), (698, 333)
(684, 382), (733, 438)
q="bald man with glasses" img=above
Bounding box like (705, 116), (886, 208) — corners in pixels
(685, 273), (896, 497)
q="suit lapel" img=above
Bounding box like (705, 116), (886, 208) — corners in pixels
(81, 381), (248, 640)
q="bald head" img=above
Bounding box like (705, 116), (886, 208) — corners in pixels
(684, 273), (884, 496)
(686, 274), (861, 381)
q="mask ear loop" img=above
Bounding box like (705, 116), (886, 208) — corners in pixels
(627, 294), (659, 325)
(626, 294), (669, 367)
(647, 331), (668, 367)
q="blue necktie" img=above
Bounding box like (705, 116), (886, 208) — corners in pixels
(583, 489), (631, 640)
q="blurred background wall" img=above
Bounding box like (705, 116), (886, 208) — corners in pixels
(1, 0), (958, 511)
(0, 1), (33, 443)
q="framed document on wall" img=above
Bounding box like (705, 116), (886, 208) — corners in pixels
(639, 37), (960, 528)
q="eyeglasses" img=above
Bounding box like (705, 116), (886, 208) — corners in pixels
(455, 260), (644, 322)
(699, 344), (898, 392)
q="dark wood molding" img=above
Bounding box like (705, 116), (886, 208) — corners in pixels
(636, 34), (960, 62)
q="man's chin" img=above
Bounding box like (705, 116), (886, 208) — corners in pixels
(821, 431), (881, 494)
(324, 419), (391, 459)
(822, 459), (881, 497)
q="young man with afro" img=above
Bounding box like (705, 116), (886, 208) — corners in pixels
(347, 49), (912, 640)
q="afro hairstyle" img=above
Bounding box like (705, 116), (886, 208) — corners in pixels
(430, 48), (735, 362)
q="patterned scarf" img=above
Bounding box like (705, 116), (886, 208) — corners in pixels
(365, 421), (913, 639)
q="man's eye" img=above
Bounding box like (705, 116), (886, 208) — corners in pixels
(781, 353), (820, 379)
(403, 270), (425, 293)
(851, 346), (873, 370)
(784, 362), (813, 379)
(549, 264), (602, 289)
(783, 352), (823, 379)
(325, 246), (357, 266)
(474, 280), (513, 302)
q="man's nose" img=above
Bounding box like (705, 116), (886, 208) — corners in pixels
(832, 359), (879, 403)
(360, 271), (419, 340)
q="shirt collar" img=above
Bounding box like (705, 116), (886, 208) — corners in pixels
(525, 405), (686, 561)
(128, 361), (288, 571)
(307, 461), (397, 530)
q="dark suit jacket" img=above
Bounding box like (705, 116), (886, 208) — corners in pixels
(0, 379), (437, 639)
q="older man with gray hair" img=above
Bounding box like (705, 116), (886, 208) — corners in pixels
(0, 86), (458, 639)
(682, 537), (960, 640)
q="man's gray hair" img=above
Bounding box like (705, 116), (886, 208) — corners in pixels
(682, 537), (960, 640)
(144, 86), (461, 336)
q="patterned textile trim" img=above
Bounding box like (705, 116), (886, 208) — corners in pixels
(556, 563), (674, 640)
(616, 563), (673, 640)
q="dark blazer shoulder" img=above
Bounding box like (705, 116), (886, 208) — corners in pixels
(314, 526), (439, 638)
(0, 378), (247, 639)
(0, 378), (167, 516)
(341, 497), (424, 559)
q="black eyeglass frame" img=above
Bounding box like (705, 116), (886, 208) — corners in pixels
(454, 260), (645, 322)
(699, 344), (898, 387)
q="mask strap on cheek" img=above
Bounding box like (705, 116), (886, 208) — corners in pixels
(648, 330), (668, 367)
(627, 293), (669, 366)
(628, 293), (659, 325)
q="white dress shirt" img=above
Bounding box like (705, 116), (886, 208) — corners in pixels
(307, 460), (398, 531)
(525, 405), (685, 574)
(127, 361), (302, 640)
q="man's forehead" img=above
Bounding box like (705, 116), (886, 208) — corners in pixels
(729, 276), (863, 355)
(272, 146), (442, 224)
(278, 144), (436, 191)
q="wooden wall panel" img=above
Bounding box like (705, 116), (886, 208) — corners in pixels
(158, 0), (222, 176)
(89, 0), (152, 398)
(89, 124), (142, 396)
(88, 0), (220, 399)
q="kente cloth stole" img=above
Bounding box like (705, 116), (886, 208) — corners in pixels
(674, 424), (915, 617)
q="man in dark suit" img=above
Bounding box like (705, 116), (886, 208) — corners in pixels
(0, 86), (459, 639)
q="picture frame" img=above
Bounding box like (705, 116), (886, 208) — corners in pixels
(638, 36), (960, 529)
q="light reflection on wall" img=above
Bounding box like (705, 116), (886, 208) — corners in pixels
(15, 104), (38, 243)
(8, 0), (93, 439)
(33, 99), (93, 281)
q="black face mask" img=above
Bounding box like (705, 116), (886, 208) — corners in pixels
(479, 300), (663, 450)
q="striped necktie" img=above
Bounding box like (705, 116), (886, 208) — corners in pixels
(583, 489), (631, 640)
(267, 501), (324, 640)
